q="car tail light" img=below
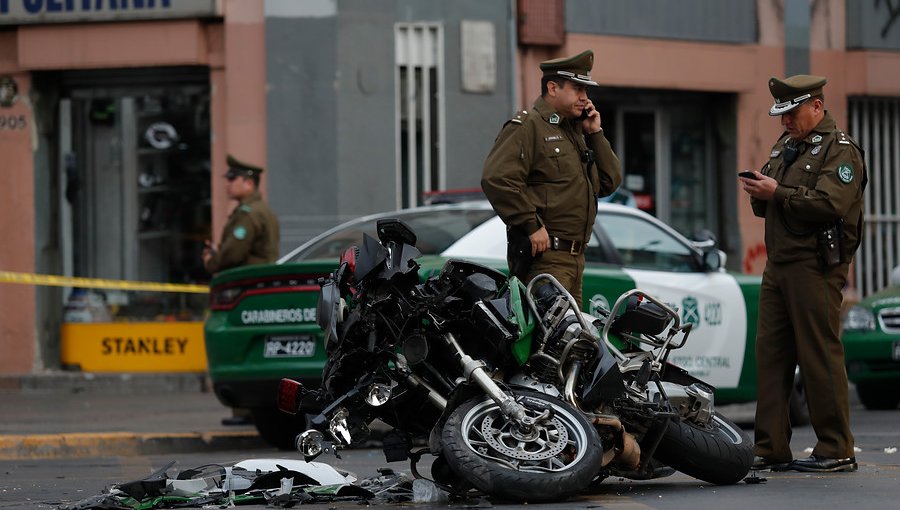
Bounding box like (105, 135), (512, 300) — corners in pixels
(210, 275), (323, 311)
(277, 378), (304, 415)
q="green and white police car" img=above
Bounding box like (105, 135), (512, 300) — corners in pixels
(205, 201), (795, 448)
(842, 267), (900, 410)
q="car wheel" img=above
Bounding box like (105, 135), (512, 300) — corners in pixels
(250, 407), (312, 450)
(856, 382), (900, 410)
(788, 375), (810, 426)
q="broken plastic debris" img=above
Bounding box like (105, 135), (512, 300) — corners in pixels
(412, 479), (449, 503)
(233, 458), (354, 486)
(885, 447), (897, 454)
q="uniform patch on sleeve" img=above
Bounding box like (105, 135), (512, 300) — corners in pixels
(837, 164), (854, 184)
(233, 226), (247, 240)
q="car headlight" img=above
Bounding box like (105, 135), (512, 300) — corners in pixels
(843, 305), (876, 332)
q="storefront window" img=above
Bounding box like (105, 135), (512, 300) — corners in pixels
(60, 70), (211, 322)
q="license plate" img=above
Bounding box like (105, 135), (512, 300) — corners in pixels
(893, 341), (900, 361)
(264, 335), (316, 358)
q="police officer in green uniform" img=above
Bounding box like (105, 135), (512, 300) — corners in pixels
(203, 155), (280, 274)
(741, 75), (866, 473)
(481, 50), (622, 307)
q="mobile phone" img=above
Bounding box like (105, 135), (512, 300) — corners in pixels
(580, 107), (592, 121)
(738, 171), (758, 180)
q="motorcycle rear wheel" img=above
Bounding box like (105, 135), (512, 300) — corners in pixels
(653, 412), (753, 485)
(441, 390), (602, 502)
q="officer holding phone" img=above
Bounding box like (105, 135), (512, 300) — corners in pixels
(740, 75), (866, 473)
(481, 50), (621, 307)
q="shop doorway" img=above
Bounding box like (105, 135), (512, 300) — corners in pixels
(593, 88), (735, 245)
(57, 69), (211, 320)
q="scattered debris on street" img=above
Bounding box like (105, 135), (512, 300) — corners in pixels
(58, 458), (450, 509)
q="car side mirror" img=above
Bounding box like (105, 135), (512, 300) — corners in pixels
(703, 249), (726, 272)
(691, 229), (718, 250)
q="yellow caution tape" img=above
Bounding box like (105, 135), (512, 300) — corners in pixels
(0, 271), (208, 294)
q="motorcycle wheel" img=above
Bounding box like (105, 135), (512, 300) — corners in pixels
(653, 412), (753, 485)
(441, 390), (603, 502)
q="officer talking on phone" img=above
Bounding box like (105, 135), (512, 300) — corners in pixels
(481, 50), (621, 307)
(740, 75), (866, 473)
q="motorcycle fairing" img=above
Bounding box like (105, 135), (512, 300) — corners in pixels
(317, 280), (341, 347)
(506, 278), (535, 364)
(353, 233), (389, 282)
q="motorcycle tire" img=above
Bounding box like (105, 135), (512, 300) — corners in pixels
(440, 390), (603, 502)
(653, 412), (753, 485)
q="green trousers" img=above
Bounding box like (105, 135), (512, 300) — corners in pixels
(523, 249), (586, 308)
(753, 258), (855, 461)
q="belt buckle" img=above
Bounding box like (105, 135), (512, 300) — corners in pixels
(570, 240), (581, 255)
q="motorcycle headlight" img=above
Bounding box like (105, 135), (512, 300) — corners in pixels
(843, 305), (876, 332)
(364, 383), (392, 407)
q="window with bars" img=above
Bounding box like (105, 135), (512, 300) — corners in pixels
(849, 97), (900, 297)
(395, 23), (445, 209)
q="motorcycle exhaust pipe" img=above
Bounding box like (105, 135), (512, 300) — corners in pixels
(591, 413), (641, 470)
(564, 365), (641, 470)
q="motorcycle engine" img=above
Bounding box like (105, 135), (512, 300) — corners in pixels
(527, 285), (599, 386)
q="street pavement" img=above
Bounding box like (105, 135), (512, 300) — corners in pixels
(0, 370), (759, 461)
(0, 372), (268, 460)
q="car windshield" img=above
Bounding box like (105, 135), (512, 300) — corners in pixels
(596, 213), (698, 272)
(284, 208), (497, 262)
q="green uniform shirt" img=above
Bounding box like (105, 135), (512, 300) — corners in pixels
(751, 112), (866, 263)
(481, 97), (622, 242)
(206, 191), (280, 273)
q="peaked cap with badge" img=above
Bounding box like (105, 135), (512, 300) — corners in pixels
(225, 154), (264, 179)
(768, 75), (826, 116)
(539, 50), (598, 87)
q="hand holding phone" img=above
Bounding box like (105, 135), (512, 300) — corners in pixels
(580, 107), (591, 121)
(738, 170), (759, 180)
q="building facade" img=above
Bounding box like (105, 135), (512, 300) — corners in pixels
(1, 0), (898, 374)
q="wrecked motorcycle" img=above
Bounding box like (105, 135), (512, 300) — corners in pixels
(278, 218), (752, 502)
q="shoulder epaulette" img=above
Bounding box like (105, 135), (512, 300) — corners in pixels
(509, 110), (528, 125)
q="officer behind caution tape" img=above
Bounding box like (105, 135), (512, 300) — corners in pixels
(740, 75), (866, 473)
(203, 155), (280, 274)
(481, 50), (622, 307)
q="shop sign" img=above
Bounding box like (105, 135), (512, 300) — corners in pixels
(0, 0), (218, 25)
(61, 321), (207, 372)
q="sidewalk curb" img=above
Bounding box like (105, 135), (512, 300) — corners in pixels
(0, 431), (267, 461)
(0, 372), (209, 395)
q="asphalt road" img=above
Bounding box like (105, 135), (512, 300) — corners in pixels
(3, 403), (899, 510)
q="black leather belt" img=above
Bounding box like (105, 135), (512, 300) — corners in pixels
(549, 236), (584, 255)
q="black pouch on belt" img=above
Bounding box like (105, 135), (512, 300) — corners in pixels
(816, 220), (843, 271)
(506, 226), (534, 280)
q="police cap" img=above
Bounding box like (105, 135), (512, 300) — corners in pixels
(225, 154), (264, 179)
(768, 75), (827, 116)
(539, 50), (598, 87)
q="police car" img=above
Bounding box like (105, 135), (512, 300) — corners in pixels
(205, 200), (790, 448)
(842, 266), (900, 410)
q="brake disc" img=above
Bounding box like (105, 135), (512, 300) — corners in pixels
(479, 413), (569, 461)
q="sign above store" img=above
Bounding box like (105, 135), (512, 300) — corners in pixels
(0, 0), (219, 25)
